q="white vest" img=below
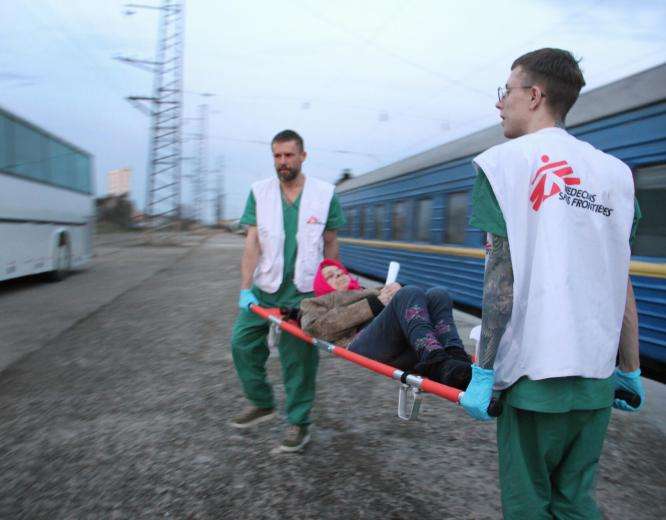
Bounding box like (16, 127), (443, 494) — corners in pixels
(473, 127), (634, 390)
(252, 176), (335, 294)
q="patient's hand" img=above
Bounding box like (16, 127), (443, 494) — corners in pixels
(378, 282), (401, 305)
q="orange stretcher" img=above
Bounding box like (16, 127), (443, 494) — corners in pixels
(250, 304), (502, 421)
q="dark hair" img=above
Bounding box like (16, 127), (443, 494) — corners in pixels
(271, 129), (304, 151)
(512, 48), (586, 123)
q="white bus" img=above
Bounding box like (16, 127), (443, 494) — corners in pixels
(0, 105), (94, 282)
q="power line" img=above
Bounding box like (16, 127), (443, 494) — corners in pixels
(294, 0), (493, 100)
(207, 134), (383, 163)
(22, 0), (131, 101)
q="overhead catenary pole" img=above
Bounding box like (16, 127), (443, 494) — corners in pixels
(117, 0), (185, 231)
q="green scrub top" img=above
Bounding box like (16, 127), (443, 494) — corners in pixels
(240, 187), (346, 308)
(470, 168), (641, 412)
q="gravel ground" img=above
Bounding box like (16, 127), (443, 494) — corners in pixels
(0, 233), (664, 519)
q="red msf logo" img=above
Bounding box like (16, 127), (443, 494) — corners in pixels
(529, 154), (580, 211)
(306, 215), (323, 225)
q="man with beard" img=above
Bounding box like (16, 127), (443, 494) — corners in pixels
(230, 130), (345, 452)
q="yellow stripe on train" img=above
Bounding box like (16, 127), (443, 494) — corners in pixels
(339, 238), (666, 279)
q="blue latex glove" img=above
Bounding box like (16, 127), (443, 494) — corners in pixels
(238, 289), (259, 310)
(613, 368), (645, 412)
(460, 364), (495, 421)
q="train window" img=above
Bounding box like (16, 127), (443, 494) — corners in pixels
(358, 206), (365, 238)
(375, 204), (385, 239)
(345, 207), (355, 236)
(444, 191), (468, 244)
(415, 198), (433, 242)
(392, 201), (408, 240)
(633, 164), (666, 257)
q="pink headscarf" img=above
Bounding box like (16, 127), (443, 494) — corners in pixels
(313, 258), (361, 297)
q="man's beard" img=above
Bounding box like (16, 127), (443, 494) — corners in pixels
(277, 166), (299, 182)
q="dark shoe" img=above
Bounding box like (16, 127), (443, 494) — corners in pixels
(230, 406), (275, 429)
(414, 349), (449, 378)
(279, 424), (311, 453)
(436, 358), (472, 390)
(444, 346), (472, 363)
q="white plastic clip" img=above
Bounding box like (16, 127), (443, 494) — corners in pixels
(268, 322), (282, 349)
(470, 324), (481, 361)
(397, 383), (422, 421)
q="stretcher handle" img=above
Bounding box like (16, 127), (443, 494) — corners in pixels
(487, 397), (502, 417)
(614, 389), (641, 408)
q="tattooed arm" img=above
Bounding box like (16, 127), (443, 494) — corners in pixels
(477, 233), (514, 370)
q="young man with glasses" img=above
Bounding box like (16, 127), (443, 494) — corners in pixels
(462, 48), (645, 518)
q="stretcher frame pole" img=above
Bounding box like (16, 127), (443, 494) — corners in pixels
(250, 305), (464, 416)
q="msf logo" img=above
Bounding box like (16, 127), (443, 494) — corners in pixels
(529, 154), (580, 211)
(306, 215), (324, 225)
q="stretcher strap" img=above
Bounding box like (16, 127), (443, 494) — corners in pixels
(250, 304), (463, 405)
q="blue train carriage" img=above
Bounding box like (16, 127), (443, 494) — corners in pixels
(336, 63), (666, 378)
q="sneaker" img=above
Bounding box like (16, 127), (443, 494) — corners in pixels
(230, 406), (275, 429)
(278, 424), (311, 453)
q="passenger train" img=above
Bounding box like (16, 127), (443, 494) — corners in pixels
(336, 63), (666, 377)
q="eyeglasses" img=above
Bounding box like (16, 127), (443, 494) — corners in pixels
(497, 85), (546, 102)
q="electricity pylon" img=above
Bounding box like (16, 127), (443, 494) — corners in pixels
(117, 1), (185, 230)
(215, 156), (225, 225)
(193, 101), (210, 223)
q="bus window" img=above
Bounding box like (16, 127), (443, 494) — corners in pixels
(75, 153), (92, 193)
(415, 198), (433, 242)
(12, 121), (49, 182)
(0, 113), (10, 170)
(633, 164), (666, 257)
(375, 204), (385, 239)
(48, 139), (75, 190)
(392, 200), (408, 241)
(444, 191), (468, 244)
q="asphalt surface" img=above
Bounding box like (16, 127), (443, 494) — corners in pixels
(0, 232), (664, 519)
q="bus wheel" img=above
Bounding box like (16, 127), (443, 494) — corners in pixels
(49, 241), (71, 282)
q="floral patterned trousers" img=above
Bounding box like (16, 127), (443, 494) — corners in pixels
(348, 286), (463, 371)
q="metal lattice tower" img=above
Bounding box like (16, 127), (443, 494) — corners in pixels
(215, 156), (225, 224)
(193, 102), (209, 222)
(119, 1), (185, 229)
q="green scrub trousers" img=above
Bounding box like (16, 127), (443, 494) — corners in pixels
(231, 300), (318, 426)
(497, 379), (613, 520)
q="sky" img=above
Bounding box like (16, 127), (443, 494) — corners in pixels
(1, 0), (665, 220)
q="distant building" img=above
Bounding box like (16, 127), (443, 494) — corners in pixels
(107, 167), (131, 196)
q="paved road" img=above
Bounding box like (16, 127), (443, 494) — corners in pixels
(0, 232), (207, 371)
(0, 233), (664, 519)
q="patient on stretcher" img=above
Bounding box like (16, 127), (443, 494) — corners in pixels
(300, 259), (472, 390)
